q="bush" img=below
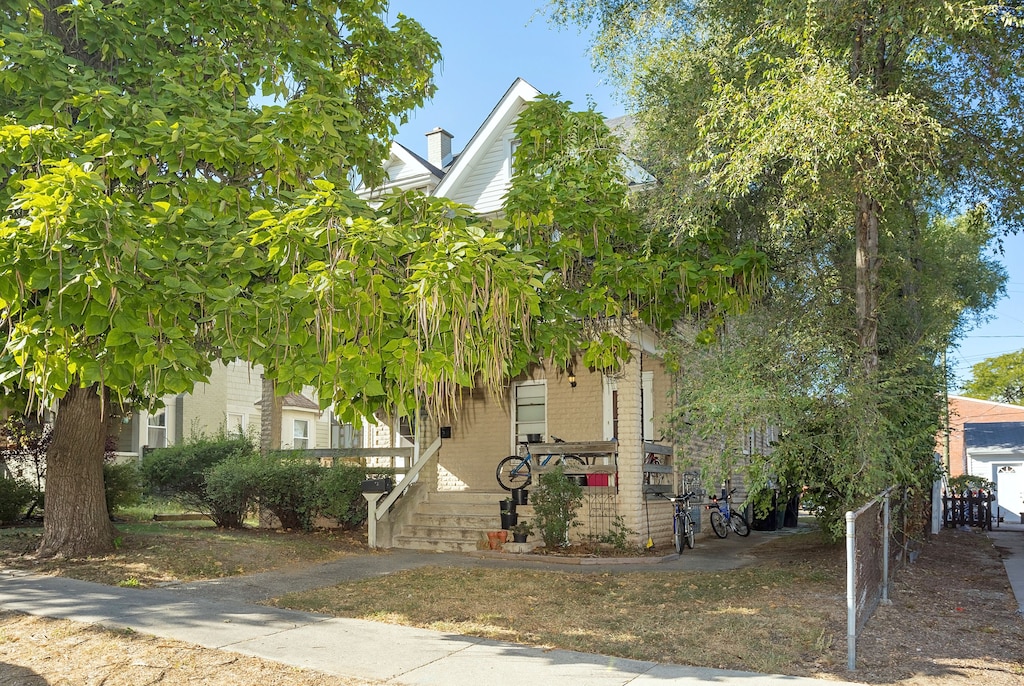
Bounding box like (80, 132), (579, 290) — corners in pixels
(103, 461), (142, 514)
(209, 452), (324, 530)
(141, 435), (257, 528)
(531, 466), (584, 548)
(319, 463), (373, 529)
(0, 477), (37, 524)
(202, 457), (258, 527)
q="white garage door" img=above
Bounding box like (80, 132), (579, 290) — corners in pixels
(995, 463), (1024, 523)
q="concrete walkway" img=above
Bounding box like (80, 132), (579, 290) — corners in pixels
(1, 526), (865, 686)
(988, 522), (1024, 615)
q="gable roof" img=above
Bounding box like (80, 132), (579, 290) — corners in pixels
(281, 393), (321, 413)
(432, 77), (541, 202)
(965, 421), (1024, 451)
(357, 142), (445, 198)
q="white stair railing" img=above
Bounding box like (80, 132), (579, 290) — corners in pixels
(364, 435), (442, 547)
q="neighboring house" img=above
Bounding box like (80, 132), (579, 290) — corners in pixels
(941, 395), (1024, 477)
(116, 359), (358, 458)
(963, 422), (1024, 523)
(354, 78), (747, 551)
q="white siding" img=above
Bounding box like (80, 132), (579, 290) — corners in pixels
(447, 104), (528, 214)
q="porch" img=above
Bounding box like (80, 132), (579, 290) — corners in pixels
(366, 439), (683, 551)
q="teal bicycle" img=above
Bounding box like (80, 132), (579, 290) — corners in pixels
(495, 435), (584, 490)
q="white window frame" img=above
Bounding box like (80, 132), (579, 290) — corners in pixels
(147, 410), (167, 449)
(292, 418), (311, 450)
(226, 412), (247, 436)
(512, 380), (546, 449)
(505, 134), (520, 181)
(603, 372), (655, 441)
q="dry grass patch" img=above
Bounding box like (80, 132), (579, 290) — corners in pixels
(0, 523), (368, 587)
(274, 531), (843, 675)
(273, 529), (1024, 684)
(0, 611), (375, 685)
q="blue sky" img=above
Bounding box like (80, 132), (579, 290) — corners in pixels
(387, 1), (1024, 390)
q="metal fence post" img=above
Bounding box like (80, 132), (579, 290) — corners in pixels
(846, 509), (857, 671)
(882, 490), (891, 604)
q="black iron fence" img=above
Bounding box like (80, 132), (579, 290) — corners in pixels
(942, 490), (995, 530)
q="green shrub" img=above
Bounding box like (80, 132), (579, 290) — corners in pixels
(531, 466), (584, 548)
(202, 457), (258, 527)
(205, 451), (329, 530)
(103, 461), (142, 514)
(141, 435), (257, 528)
(319, 463), (374, 529)
(229, 452), (325, 530)
(0, 477), (37, 524)
(947, 474), (995, 493)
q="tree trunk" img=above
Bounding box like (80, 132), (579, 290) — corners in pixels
(37, 384), (116, 558)
(260, 375), (282, 453)
(855, 190), (881, 376)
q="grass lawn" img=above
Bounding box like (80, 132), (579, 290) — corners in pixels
(272, 531), (844, 675)
(2, 513), (1021, 685)
(0, 498), (369, 587)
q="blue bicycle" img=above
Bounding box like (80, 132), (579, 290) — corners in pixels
(495, 435), (584, 490)
(708, 488), (750, 538)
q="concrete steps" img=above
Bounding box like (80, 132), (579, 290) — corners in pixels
(391, 490), (534, 552)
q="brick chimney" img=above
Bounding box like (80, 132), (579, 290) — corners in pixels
(425, 127), (453, 168)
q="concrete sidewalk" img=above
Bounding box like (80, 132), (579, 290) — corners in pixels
(0, 562), (862, 686)
(988, 523), (1024, 615)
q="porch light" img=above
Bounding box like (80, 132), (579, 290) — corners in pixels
(568, 370), (577, 388)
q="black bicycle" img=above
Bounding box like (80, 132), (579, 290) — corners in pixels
(658, 491), (698, 553)
(708, 488), (750, 538)
(495, 435), (584, 490)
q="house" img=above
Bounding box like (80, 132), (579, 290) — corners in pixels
(963, 422), (1024, 523)
(355, 78), (750, 551)
(940, 395), (1024, 477)
(115, 360), (363, 458)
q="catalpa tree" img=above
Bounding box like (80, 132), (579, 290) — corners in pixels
(0, 1), (545, 557)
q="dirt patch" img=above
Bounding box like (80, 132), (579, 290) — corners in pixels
(0, 611), (376, 685)
(1, 523), (1021, 684)
(0, 524), (369, 587)
(833, 528), (1024, 685)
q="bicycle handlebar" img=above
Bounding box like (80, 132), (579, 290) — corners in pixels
(656, 492), (698, 502)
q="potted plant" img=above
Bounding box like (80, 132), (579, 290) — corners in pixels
(510, 520), (534, 543)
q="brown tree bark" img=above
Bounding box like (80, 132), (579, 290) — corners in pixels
(855, 191), (881, 376)
(37, 384), (117, 558)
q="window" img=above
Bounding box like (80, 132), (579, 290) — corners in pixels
(514, 382), (546, 443)
(292, 419), (310, 450)
(331, 421), (359, 450)
(147, 411), (167, 449)
(226, 412), (246, 436)
(506, 136), (521, 179)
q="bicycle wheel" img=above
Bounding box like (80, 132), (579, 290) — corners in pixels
(560, 454), (585, 469)
(673, 513), (685, 554)
(683, 513), (696, 549)
(496, 455), (531, 490)
(730, 510), (750, 537)
(710, 509), (728, 538)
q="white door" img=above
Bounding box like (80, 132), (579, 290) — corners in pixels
(994, 463), (1024, 523)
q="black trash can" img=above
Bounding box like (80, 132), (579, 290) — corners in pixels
(783, 495), (801, 528)
(751, 491), (780, 531)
